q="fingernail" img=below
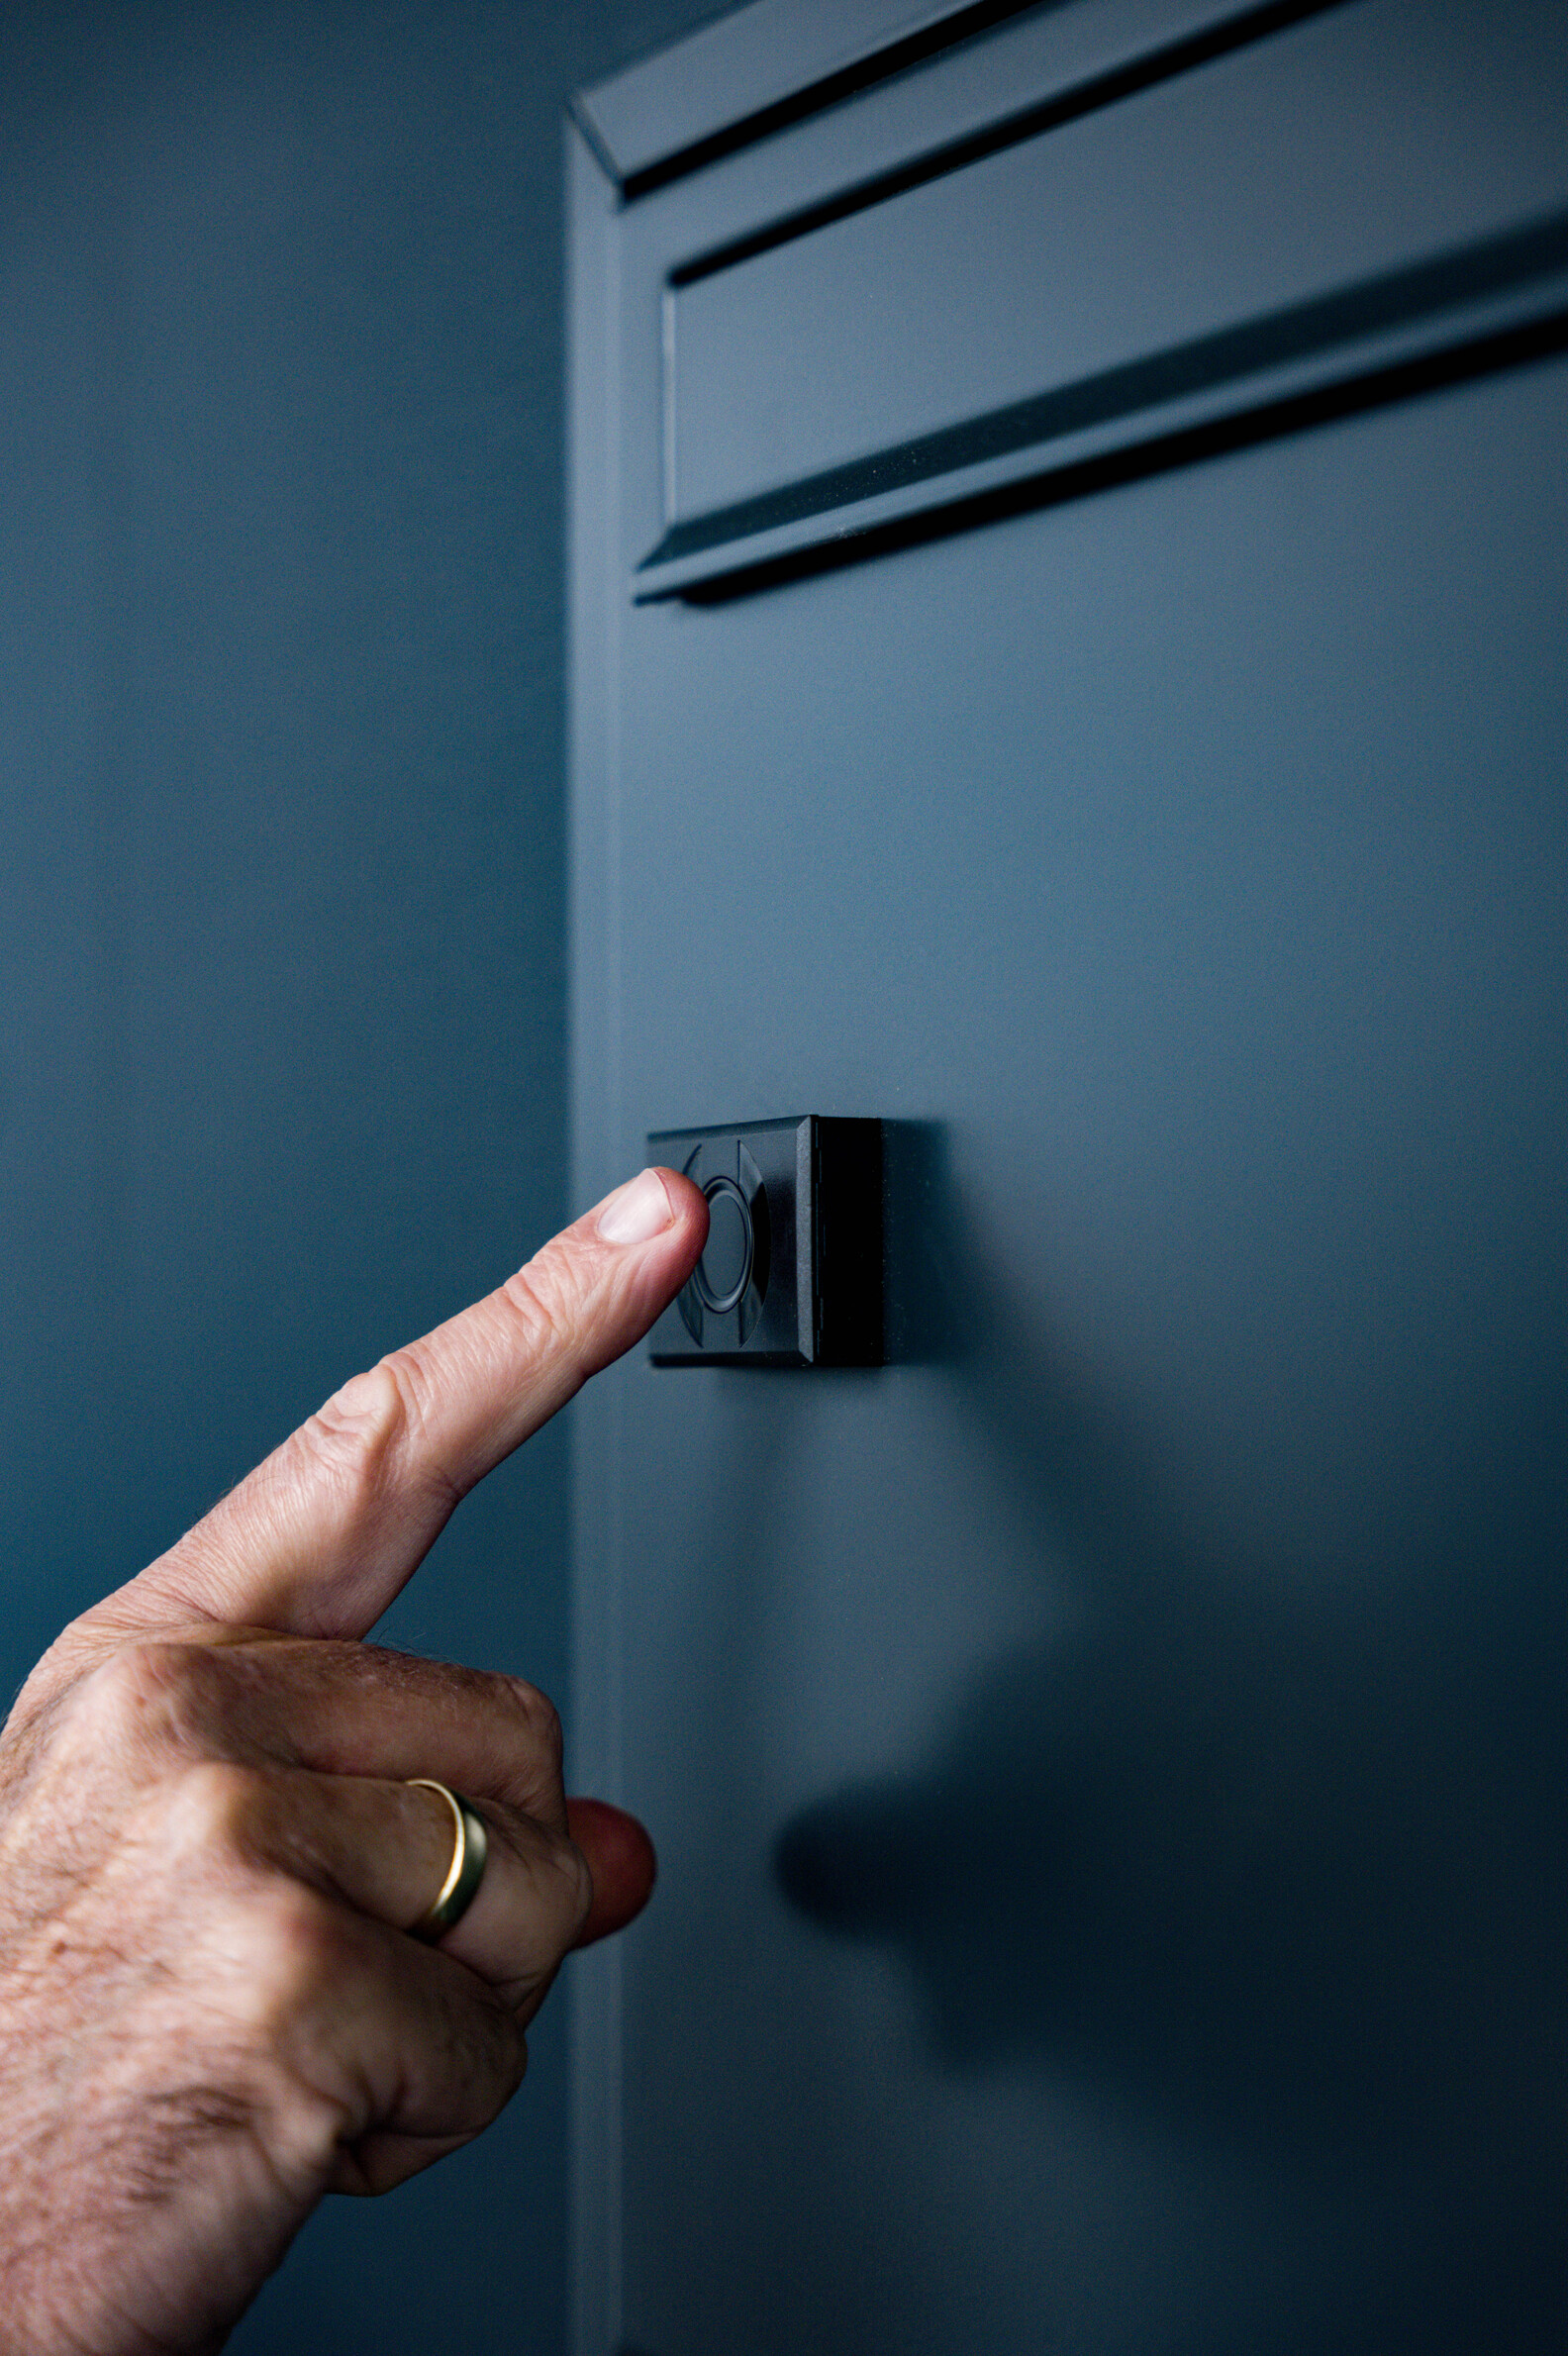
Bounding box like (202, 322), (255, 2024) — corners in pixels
(597, 1167), (675, 1246)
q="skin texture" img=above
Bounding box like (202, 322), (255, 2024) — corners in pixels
(0, 1169), (706, 2355)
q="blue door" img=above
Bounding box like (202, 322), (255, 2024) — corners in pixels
(568, 4), (1568, 2347)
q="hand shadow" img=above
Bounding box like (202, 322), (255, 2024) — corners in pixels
(777, 1125), (1568, 2345)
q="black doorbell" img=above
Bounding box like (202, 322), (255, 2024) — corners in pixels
(647, 1118), (883, 1367)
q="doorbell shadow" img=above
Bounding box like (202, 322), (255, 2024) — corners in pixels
(774, 1194), (1568, 2333)
(879, 1118), (963, 1369)
(643, 1116), (965, 1373)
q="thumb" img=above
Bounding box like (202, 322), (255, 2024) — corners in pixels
(567, 1798), (658, 1947)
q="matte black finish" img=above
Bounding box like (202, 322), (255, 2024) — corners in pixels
(647, 1117), (884, 1365)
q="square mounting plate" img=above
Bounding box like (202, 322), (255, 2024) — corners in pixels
(646, 1117), (883, 1367)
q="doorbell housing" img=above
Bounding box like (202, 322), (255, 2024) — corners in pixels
(647, 1117), (883, 1367)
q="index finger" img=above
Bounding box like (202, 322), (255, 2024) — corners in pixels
(104, 1168), (706, 1640)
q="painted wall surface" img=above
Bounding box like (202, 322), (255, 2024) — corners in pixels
(0, 4), (721, 2350)
(570, 5), (1568, 2350)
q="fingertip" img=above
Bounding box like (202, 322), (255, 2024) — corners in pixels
(583, 1168), (707, 1343)
(596, 1167), (674, 1246)
(656, 1164), (707, 1229)
(565, 1797), (658, 1947)
(594, 1164), (706, 1243)
(660, 1169), (709, 1269)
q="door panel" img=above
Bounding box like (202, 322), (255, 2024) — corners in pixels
(670, 0), (1568, 524)
(569, 6), (1568, 2350)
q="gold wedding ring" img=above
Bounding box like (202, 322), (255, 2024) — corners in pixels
(406, 1779), (489, 1943)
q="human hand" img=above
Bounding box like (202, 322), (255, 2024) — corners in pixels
(0, 1167), (705, 2355)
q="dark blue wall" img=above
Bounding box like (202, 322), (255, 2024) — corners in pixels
(0, 4), (722, 2349)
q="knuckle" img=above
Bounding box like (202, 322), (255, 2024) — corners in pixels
(497, 1256), (574, 1361)
(201, 1889), (371, 2164)
(230, 1883), (349, 2039)
(295, 1352), (456, 1520)
(163, 1758), (270, 1869)
(135, 2074), (348, 2209)
(502, 1675), (564, 1770)
(66, 1640), (219, 1758)
(296, 1360), (411, 1509)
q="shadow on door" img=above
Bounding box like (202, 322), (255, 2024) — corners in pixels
(777, 1127), (1568, 2346)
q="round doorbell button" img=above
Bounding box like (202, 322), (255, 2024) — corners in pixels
(694, 1177), (752, 1313)
(651, 1117), (879, 1364)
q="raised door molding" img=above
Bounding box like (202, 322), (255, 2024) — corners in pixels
(620, 0), (1568, 599)
(574, 0), (1048, 194)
